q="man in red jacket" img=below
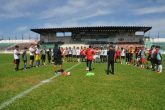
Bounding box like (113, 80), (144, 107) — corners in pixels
(85, 45), (95, 71)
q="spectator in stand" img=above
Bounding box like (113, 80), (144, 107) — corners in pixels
(107, 45), (115, 75)
(13, 45), (20, 71)
(85, 45), (95, 71)
(29, 44), (35, 68)
(47, 48), (52, 64)
(22, 47), (28, 70)
(53, 44), (63, 73)
(120, 47), (125, 64)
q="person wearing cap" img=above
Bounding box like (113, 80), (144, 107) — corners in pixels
(107, 45), (115, 75)
(53, 44), (63, 72)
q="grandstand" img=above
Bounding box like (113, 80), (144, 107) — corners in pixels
(0, 43), (15, 50)
(0, 40), (38, 53)
(31, 26), (152, 48)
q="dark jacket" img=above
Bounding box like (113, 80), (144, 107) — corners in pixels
(53, 48), (62, 59)
(107, 49), (115, 61)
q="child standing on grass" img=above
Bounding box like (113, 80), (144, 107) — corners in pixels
(13, 45), (20, 71)
(156, 46), (163, 73)
(85, 45), (95, 71)
(41, 47), (46, 65)
(29, 44), (35, 68)
(35, 44), (41, 67)
(22, 47), (28, 70)
(53, 44), (63, 73)
(120, 47), (126, 64)
(47, 48), (52, 64)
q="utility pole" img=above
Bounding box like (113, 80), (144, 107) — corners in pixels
(29, 32), (31, 40)
(157, 32), (159, 42)
(22, 34), (24, 41)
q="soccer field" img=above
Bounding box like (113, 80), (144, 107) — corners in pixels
(0, 54), (165, 110)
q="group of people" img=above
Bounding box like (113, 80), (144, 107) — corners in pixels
(115, 45), (163, 73)
(13, 44), (52, 71)
(13, 44), (163, 74)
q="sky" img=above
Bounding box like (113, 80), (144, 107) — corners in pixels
(0, 0), (165, 39)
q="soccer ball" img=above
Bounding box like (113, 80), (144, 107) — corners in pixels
(67, 72), (71, 76)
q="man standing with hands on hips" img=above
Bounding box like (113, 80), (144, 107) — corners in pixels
(107, 45), (115, 75)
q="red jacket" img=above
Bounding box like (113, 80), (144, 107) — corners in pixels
(85, 48), (95, 60)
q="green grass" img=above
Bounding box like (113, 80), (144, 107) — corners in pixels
(0, 54), (165, 110)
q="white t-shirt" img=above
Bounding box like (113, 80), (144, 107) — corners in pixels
(151, 49), (156, 58)
(121, 49), (125, 56)
(68, 49), (72, 54)
(72, 49), (77, 55)
(14, 49), (20, 59)
(36, 48), (41, 55)
(29, 47), (35, 56)
(42, 49), (46, 55)
(76, 49), (80, 55)
(103, 49), (107, 56)
(100, 49), (104, 55)
(64, 49), (68, 55)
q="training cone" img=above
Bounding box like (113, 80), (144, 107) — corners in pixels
(86, 72), (95, 77)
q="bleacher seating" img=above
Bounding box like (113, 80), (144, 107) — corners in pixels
(0, 40), (38, 51)
(0, 43), (15, 50)
(7, 43), (36, 51)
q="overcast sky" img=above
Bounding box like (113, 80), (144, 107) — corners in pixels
(0, 0), (165, 39)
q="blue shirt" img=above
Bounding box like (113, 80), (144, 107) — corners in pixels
(156, 50), (162, 60)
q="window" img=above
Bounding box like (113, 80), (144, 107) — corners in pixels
(56, 32), (64, 37)
(56, 32), (72, 37)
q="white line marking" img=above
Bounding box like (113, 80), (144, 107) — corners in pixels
(0, 63), (81, 110)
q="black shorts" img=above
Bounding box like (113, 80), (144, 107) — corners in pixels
(121, 56), (125, 59)
(41, 55), (46, 60)
(77, 55), (80, 58)
(54, 58), (62, 65)
(23, 60), (27, 63)
(73, 55), (76, 58)
(69, 54), (72, 57)
(15, 59), (20, 65)
(30, 56), (34, 61)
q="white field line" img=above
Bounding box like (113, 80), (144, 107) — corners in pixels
(0, 63), (81, 110)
